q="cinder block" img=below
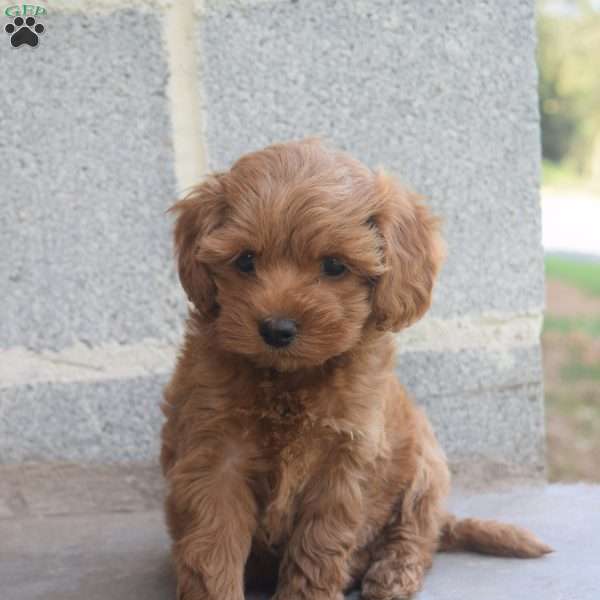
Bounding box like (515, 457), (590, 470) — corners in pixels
(420, 383), (546, 478)
(397, 345), (542, 399)
(199, 0), (543, 318)
(398, 345), (544, 478)
(0, 10), (182, 351)
(0, 374), (166, 463)
(0, 370), (546, 495)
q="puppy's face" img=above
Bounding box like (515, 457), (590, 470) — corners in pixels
(172, 140), (443, 371)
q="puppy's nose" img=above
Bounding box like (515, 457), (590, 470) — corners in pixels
(259, 317), (297, 348)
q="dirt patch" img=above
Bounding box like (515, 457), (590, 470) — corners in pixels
(546, 408), (600, 482)
(543, 330), (600, 386)
(543, 279), (600, 483)
(546, 279), (600, 318)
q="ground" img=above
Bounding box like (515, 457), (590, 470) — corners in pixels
(1, 464), (599, 600)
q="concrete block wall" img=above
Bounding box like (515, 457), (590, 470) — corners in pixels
(0, 0), (545, 479)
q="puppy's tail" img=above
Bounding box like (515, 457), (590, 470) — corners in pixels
(439, 513), (553, 558)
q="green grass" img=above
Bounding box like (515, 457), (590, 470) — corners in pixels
(545, 256), (600, 297)
(543, 316), (600, 337)
(542, 159), (583, 188)
(543, 254), (600, 482)
(561, 362), (600, 381)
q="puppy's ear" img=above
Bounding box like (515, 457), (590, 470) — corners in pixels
(371, 171), (445, 332)
(169, 175), (225, 319)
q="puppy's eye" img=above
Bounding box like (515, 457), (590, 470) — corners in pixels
(321, 256), (347, 278)
(235, 251), (255, 274)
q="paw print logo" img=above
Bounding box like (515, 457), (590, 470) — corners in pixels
(5, 16), (45, 48)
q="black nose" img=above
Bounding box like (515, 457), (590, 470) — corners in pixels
(259, 318), (297, 348)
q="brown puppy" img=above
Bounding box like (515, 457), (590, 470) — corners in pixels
(161, 139), (551, 600)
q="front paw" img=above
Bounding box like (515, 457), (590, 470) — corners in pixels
(272, 586), (344, 600)
(361, 558), (425, 600)
(176, 576), (207, 600)
(175, 564), (243, 600)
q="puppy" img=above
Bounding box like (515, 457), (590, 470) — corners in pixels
(161, 139), (551, 600)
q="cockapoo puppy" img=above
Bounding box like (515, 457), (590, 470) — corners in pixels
(161, 139), (551, 600)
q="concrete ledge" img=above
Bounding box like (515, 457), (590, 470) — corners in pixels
(0, 463), (164, 519)
(0, 466), (596, 600)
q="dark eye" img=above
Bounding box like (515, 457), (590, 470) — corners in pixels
(321, 256), (347, 278)
(235, 251), (255, 274)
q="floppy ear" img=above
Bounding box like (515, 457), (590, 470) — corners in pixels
(169, 175), (225, 319)
(371, 171), (445, 332)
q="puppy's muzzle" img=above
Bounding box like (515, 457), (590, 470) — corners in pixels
(259, 317), (297, 348)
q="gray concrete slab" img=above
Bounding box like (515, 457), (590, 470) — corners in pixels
(398, 345), (542, 399)
(0, 511), (174, 600)
(0, 463), (164, 519)
(0, 476), (597, 600)
(420, 383), (546, 478)
(417, 483), (600, 600)
(0, 375), (168, 463)
(1, 372), (544, 478)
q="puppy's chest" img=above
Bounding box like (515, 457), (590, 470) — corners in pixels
(246, 389), (330, 546)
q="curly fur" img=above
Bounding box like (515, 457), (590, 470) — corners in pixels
(161, 139), (551, 600)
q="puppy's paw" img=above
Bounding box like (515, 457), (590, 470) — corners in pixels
(176, 576), (208, 600)
(361, 558), (425, 600)
(272, 587), (344, 600)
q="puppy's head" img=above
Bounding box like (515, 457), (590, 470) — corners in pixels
(171, 139), (443, 371)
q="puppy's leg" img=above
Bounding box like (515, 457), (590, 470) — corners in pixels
(166, 446), (258, 600)
(274, 449), (363, 600)
(362, 454), (449, 600)
(361, 475), (445, 600)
